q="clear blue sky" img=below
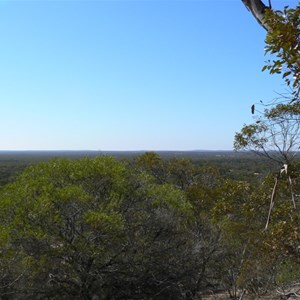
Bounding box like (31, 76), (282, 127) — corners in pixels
(0, 0), (297, 151)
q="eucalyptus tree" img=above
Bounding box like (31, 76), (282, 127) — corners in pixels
(242, 0), (300, 95)
(234, 103), (300, 165)
(234, 3), (300, 287)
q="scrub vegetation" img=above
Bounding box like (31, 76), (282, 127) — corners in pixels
(0, 151), (297, 299)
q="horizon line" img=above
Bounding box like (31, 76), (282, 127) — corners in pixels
(0, 149), (235, 152)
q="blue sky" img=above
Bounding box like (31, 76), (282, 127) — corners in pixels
(0, 0), (297, 151)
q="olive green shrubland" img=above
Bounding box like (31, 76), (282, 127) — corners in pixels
(0, 152), (299, 299)
(0, 156), (226, 299)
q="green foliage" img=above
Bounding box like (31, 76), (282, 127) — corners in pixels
(0, 156), (219, 299)
(235, 103), (300, 164)
(235, 4), (300, 287)
(263, 5), (300, 91)
(135, 151), (166, 183)
(2, 151), (300, 298)
(276, 259), (300, 284)
(234, 123), (268, 151)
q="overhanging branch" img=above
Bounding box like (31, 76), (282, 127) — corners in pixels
(242, 0), (272, 31)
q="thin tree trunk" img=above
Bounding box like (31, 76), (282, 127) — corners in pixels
(264, 175), (278, 230)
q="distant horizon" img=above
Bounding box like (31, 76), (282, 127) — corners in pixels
(0, 148), (235, 152)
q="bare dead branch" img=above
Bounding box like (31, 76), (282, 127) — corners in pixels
(264, 175), (278, 230)
(288, 175), (296, 209)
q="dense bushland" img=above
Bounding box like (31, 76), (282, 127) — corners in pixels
(0, 153), (299, 299)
